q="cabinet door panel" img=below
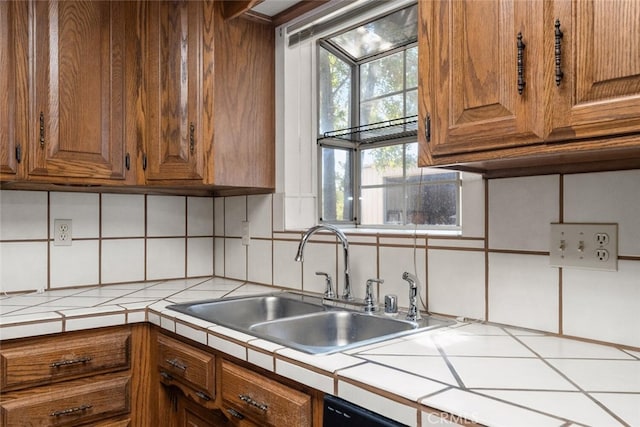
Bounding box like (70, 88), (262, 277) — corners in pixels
(0, 1), (27, 179)
(550, 0), (640, 139)
(425, 0), (544, 159)
(144, 1), (203, 182)
(29, 1), (129, 181)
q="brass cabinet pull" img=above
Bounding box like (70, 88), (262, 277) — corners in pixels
(50, 404), (92, 417)
(189, 122), (195, 154)
(39, 112), (45, 147)
(166, 358), (187, 371)
(239, 394), (268, 411)
(555, 19), (564, 86)
(517, 32), (526, 95)
(50, 356), (93, 368)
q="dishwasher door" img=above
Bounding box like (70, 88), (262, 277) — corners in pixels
(323, 395), (407, 427)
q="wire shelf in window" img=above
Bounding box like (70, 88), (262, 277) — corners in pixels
(318, 115), (418, 145)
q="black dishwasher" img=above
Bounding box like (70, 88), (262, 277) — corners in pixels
(323, 395), (408, 427)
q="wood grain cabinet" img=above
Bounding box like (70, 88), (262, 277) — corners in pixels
(0, 0), (28, 181)
(138, 0), (275, 191)
(419, 0), (640, 175)
(27, 0), (137, 185)
(0, 328), (134, 426)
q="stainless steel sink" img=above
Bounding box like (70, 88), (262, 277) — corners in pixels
(167, 292), (327, 329)
(167, 292), (453, 355)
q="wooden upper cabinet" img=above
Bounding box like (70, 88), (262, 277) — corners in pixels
(140, 0), (275, 190)
(0, 1), (28, 180)
(420, 0), (640, 173)
(423, 0), (545, 158)
(142, 0), (205, 183)
(28, 1), (135, 184)
(548, 0), (640, 140)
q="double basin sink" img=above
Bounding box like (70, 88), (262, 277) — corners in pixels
(168, 292), (453, 354)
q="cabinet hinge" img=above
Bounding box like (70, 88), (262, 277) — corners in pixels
(15, 144), (22, 163)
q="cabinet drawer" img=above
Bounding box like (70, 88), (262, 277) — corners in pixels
(221, 361), (311, 427)
(157, 334), (215, 395)
(1, 329), (130, 391)
(0, 374), (130, 427)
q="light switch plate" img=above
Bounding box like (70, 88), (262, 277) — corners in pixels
(549, 223), (617, 271)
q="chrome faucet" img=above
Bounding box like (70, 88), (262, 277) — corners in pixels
(402, 272), (422, 321)
(295, 224), (353, 300)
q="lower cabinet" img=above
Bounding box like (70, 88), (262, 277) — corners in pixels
(154, 330), (319, 427)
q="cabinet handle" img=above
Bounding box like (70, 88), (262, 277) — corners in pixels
(15, 144), (22, 163)
(226, 408), (245, 419)
(50, 356), (93, 368)
(195, 391), (211, 401)
(160, 371), (174, 381)
(166, 358), (187, 371)
(239, 394), (268, 411)
(554, 19), (564, 86)
(50, 404), (92, 417)
(39, 112), (45, 147)
(189, 122), (195, 154)
(425, 114), (431, 143)
(125, 153), (130, 170)
(142, 153), (147, 171)
(517, 32), (526, 95)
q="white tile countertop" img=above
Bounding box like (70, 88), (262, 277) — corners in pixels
(1, 277), (639, 427)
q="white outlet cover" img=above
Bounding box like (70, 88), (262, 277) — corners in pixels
(54, 219), (73, 246)
(549, 223), (617, 271)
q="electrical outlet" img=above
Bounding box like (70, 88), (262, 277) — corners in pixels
(54, 219), (72, 246)
(550, 223), (617, 271)
(241, 221), (251, 246)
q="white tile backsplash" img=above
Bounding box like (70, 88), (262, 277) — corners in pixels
(214, 197), (225, 236)
(562, 260), (640, 347)
(187, 237), (214, 277)
(50, 192), (100, 239)
(50, 240), (100, 288)
(345, 244), (378, 300)
(224, 238), (247, 281)
(488, 175), (559, 251)
(147, 195), (186, 237)
(147, 238), (186, 280)
(187, 197), (214, 236)
(379, 245), (426, 310)
(101, 239), (145, 284)
(564, 169), (640, 256)
(273, 240), (302, 290)
(300, 241), (337, 295)
(247, 194), (272, 238)
(0, 242), (48, 292)
(224, 196), (246, 237)
(428, 249), (485, 320)
(247, 239), (272, 285)
(488, 253), (559, 333)
(0, 190), (48, 240)
(102, 194), (145, 238)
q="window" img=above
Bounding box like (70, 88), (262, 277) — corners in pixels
(318, 4), (460, 229)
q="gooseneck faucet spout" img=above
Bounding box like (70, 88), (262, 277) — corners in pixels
(295, 224), (353, 300)
(402, 272), (422, 321)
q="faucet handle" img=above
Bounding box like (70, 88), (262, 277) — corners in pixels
(364, 278), (384, 312)
(315, 272), (335, 299)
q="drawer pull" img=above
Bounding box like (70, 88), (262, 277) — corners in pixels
(227, 408), (245, 419)
(50, 404), (92, 417)
(50, 356), (93, 368)
(166, 358), (187, 371)
(160, 371), (174, 381)
(195, 391), (211, 401)
(239, 394), (268, 412)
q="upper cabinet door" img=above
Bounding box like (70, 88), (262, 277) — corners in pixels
(0, 1), (27, 180)
(142, 1), (205, 183)
(423, 0), (545, 158)
(29, 1), (132, 183)
(549, 0), (640, 140)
